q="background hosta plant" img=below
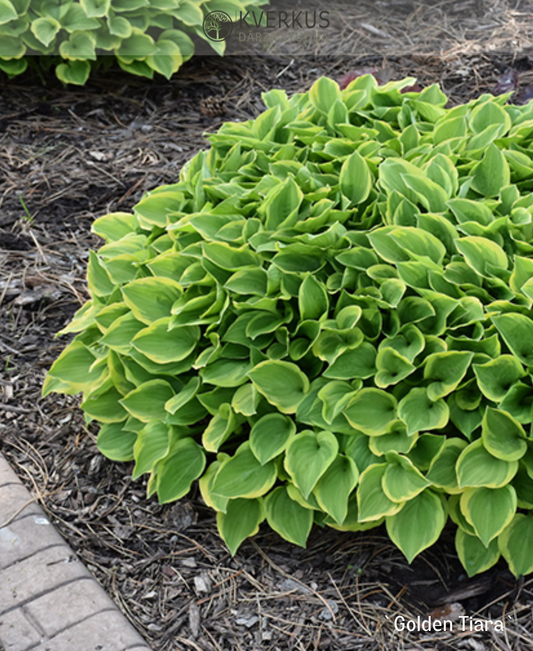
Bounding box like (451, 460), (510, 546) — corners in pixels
(45, 73), (533, 577)
(0, 0), (267, 84)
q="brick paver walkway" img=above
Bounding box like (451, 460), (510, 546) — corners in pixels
(0, 454), (152, 651)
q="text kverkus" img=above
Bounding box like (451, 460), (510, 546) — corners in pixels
(236, 10), (330, 29)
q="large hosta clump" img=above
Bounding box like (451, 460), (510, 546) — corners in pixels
(45, 74), (533, 576)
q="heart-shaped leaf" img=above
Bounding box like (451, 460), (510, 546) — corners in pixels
(382, 452), (430, 502)
(59, 31), (97, 60)
(386, 490), (446, 562)
(424, 351), (473, 401)
(375, 347), (416, 388)
(340, 150), (372, 205)
(249, 360), (309, 414)
(80, 0), (110, 17)
(357, 463), (404, 522)
(250, 413), (296, 465)
(201, 403), (235, 453)
(132, 421), (171, 480)
(481, 408), (527, 462)
(31, 16), (60, 47)
(217, 498), (265, 555)
(426, 438), (468, 492)
(498, 514), (533, 577)
(398, 388), (449, 436)
(309, 76), (342, 114)
(55, 59), (91, 85)
(470, 143), (510, 197)
(120, 380), (175, 423)
(460, 485), (516, 547)
(96, 422), (136, 462)
(265, 486), (313, 547)
(132, 319), (200, 363)
(285, 430), (338, 498)
(492, 313), (533, 366)
(156, 437), (206, 503)
(455, 528), (500, 577)
(473, 355), (526, 402)
(0, 0), (17, 25)
(457, 439), (518, 489)
(298, 274), (329, 321)
(212, 444), (277, 499)
(313, 454), (358, 525)
(345, 389), (397, 436)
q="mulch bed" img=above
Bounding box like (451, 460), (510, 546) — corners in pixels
(2, 1), (533, 649)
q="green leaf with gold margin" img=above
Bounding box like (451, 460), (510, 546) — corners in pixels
(481, 408), (527, 462)
(357, 463), (404, 522)
(156, 437), (206, 503)
(313, 454), (359, 525)
(456, 439), (518, 489)
(344, 389), (397, 436)
(498, 514), (533, 577)
(217, 498), (265, 555)
(284, 430), (338, 498)
(492, 313), (533, 366)
(211, 443), (277, 499)
(265, 486), (313, 547)
(460, 485), (516, 547)
(250, 413), (296, 465)
(455, 528), (500, 577)
(386, 490), (446, 563)
(249, 360), (309, 414)
(96, 422), (136, 462)
(382, 452), (430, 503)
(340, 150), (372, 205)
(398, 387), (449, 436)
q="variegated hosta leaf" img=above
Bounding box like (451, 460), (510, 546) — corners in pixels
(386, 490), (446, 563)
(455, 529), (500, 578)
(45, 76), (533, 574)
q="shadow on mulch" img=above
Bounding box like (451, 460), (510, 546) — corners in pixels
(2, 2), (533, 648)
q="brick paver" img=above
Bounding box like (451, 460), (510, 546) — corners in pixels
(0, 608), (44, 650)
(0, 546), (87, 613)
(0, 484), (42, 522)
(0, 512), (67, 572)
(32, 610), (156, 651)
(0, 454), (152, 651)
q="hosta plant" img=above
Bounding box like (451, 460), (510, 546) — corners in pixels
(0, 0), (267, 85)
(45, 74), (533, 577)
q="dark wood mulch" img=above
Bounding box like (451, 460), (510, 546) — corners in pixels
(2, 2), (533, 648)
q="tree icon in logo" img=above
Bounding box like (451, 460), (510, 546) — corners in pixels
(203, 11), (233, 42)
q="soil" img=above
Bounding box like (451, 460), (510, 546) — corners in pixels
(2, 1), (533, 649)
